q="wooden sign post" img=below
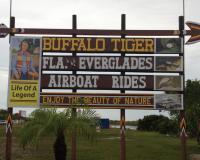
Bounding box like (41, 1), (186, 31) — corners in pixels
(120, 14), (126, 160)
(71, 14), (77, 160)
(179, 15), (187, 160)
(5, 16), (15, 160)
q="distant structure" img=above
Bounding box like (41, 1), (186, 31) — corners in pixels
(19, 110), (26, 118)
(100, 118), (110, 129)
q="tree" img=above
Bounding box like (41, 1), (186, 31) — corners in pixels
(170, 80), (200, 137)
(19, 108), (97, 160)
(0, 109), (22, 120)
(0, 109), (8, 120)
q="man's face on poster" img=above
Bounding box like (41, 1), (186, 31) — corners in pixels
(21, 41), (29, 52)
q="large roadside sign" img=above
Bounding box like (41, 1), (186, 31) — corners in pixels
(8, 36), (183, 110)
(3, 15), (199, 160)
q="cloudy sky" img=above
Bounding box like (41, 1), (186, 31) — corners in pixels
(0, 0), (200, 120)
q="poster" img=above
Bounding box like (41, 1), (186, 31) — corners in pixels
(155, 56), (183, 72)
(156, 38), (182, 53)
(155, 75), (183, 91)
(155, 94), (183, 110)
(8, 36), (41, 107)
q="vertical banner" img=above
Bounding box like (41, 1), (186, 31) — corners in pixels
(8, 36), (41, 107)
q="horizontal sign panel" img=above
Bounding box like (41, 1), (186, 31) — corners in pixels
(40, 93), (183, 110)
(40, 74), (182, 91)
(40, 93), (154, 109)
(41, 56), (183, 72)
(42, 37), (182, 54)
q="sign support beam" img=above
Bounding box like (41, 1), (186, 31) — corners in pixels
(120, 14), (126, 160)
(179, 15), (187, 160)
(5, 108), (13, 160)
(71, 14), (77, 160)
(6, 16), (15, 160)
(0, 28), (183, 36)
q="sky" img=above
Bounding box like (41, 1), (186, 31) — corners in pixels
(0, 0), (200, 120)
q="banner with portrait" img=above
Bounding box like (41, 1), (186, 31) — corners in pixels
(8, 36), (41, 107)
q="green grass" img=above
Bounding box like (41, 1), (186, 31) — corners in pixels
(0, 125), (200, 160)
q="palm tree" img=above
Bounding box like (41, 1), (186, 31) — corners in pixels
(19, 108), (97, 160)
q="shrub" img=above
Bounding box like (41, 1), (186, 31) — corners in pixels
(137, 115), (178, 135)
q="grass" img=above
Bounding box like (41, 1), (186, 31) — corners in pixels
(0, 125), (200, 160)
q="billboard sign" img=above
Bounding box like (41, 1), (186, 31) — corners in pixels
(8, 36), (183, 110)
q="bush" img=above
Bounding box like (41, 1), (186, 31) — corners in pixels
(137, 115), (178, 135)
(157, 119), (178, 135)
